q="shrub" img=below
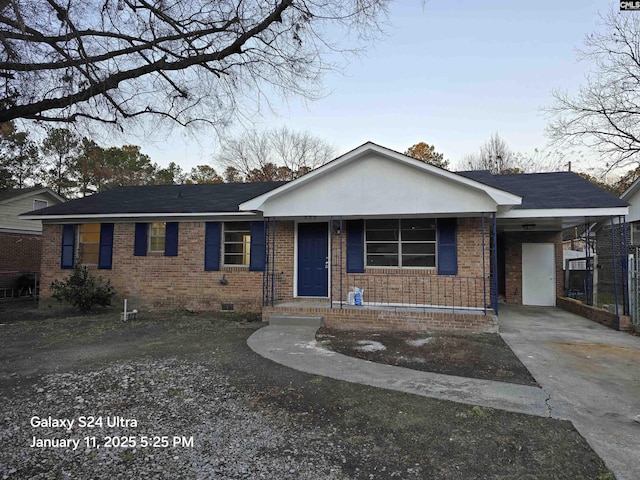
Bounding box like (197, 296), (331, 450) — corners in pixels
(51, 264), (116, 312)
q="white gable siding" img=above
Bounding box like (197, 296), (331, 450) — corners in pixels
(626, 187), (640, 223)
(258, 152), (498, 217)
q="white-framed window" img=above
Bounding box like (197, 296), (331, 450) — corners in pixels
(78, 223), (101, 265)
(149, 222), (166, 252)
(223, 222), (251, 266)
(631, 222), (640, 245)
(365, 219), (436, 268)
(33, 199), (48, 210)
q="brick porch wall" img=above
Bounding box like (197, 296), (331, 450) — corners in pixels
(503, 231), (564, 304)
(262, 305), (498, 333)
(557, 296), (632, 332)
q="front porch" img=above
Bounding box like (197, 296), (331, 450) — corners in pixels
(262, 301), (498, 333)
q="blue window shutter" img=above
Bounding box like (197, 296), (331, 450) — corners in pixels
(249, 221), (266, 272)
(61, 224), (75, 269)
(165, 222), (179, 256)
(437, 218), (458, 275)
(346, 220), (365, 273)
(98, 223), (114, 270)
(204, 222), (221, 271)
(134, 223), (148, 256)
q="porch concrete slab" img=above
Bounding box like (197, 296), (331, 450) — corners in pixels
(499, 305), (640, 480)
(247, 325), (551, 417)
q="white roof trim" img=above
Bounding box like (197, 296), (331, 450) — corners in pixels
(498, 207), (628, 219)
(240, 142), (522, 212)
(621, 177), (640, 200)
(22, 211), (259, 221)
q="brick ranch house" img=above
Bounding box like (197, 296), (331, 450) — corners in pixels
(24, 143), (628, 332)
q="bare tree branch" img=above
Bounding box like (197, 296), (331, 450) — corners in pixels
(0, 0), (389, 131)
(545, 6), (640, 172)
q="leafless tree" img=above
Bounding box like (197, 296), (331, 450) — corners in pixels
(0, 0), (389, 130)
(215, 126), (335, 181)
(462, 132), (519, 174)
(546, 6), (640, 172)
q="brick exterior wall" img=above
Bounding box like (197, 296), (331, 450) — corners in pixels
(41, 218), (561, 319)
(503, 231), (563, 304)
(0, 231), (42, 272)
(41, 222), (264, 312)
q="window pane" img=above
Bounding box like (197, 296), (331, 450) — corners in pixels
(150, 237), (165, 252)
(402, 243), (436, 255)
(224, 223), (250, 266)
(226, 221), (251, 231)
(366, 229), (398, 241)
(367, 219), (397, 230)
(367, 255), (398, 267)
(224, 232), (249, 243)
(402, 229), (436, 241)
(402, 255), (436, 267)
(81, 244), (99, 265)
(151, 222), (166, 236)
(401, 218), (435, 230)
(367, 243), (398, 254)
(224, 254), (245, 265)
(80, 223), (101, 243)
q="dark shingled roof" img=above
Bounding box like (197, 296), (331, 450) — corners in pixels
(28, 182), (287, 216)
(457, 171), (628, 210)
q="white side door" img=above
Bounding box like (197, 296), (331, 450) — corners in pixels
(522, 243), (556, 306)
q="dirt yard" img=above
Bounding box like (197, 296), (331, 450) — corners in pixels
(316, 327), (538, 386)
(0, 302), (614, 479)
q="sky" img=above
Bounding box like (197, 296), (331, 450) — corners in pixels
(129, 0), (612, 173)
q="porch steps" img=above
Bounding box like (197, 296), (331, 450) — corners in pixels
(268, 315), (324, 328)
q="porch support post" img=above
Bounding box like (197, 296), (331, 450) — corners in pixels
(585, 219), (592, 306)
(262, 217), (268, 307)
(492, 212), (499, 315)
(270, 217), (276, 307)
(622, 215), (629, 316)
(482, 214), (487, 315)
(611, 216), (620, 329)
(339, 216), (344, 310)
(330, 216), (334, 309)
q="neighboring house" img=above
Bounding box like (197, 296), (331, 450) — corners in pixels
(24, 143), (627, 331)
(0, 187), (65, 296)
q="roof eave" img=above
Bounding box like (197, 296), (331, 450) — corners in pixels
(22, 211), (261, 221)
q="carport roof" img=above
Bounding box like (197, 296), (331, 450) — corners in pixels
(457, 171), (628, 210)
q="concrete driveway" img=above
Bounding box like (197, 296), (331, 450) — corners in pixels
(499, 306), (640, 480)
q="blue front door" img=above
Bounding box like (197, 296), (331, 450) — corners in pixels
(297, 222), (328, 297)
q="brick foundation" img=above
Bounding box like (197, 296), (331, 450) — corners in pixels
(556, 296), (632, 332)
(262, 305), (498, 333)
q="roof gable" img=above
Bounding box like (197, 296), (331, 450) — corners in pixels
(241, 143), (522, 217)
